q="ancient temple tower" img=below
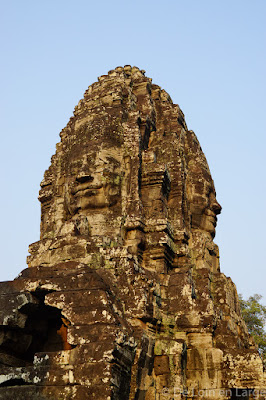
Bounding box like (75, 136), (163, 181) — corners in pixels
(0, 66), (265, 399)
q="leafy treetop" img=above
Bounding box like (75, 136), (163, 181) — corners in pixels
(239, 294), (266, 362)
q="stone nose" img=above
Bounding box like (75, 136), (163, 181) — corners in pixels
(211, 199), (222, 215)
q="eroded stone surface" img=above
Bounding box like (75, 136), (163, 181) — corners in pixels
(0, 66), (265, 399)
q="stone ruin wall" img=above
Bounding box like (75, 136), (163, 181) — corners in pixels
(0, 66), (265, 399)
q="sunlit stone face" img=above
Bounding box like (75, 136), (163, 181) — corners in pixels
(65, 147), (122, 216)
(187, 164), (221, 237)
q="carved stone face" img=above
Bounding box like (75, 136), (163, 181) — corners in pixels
(65, 147), (122, 216)
(187, 164), (221, 236)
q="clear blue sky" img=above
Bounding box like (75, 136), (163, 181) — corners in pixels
(1, 0), (265, 301)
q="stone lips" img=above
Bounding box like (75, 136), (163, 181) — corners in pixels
(0, 66), (265, 399)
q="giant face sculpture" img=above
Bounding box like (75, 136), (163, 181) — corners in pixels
(184, 132), (221, 238)
(187, 162), (221, 236)
(65, 147), (122, 215)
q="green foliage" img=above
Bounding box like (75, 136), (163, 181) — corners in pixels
(239, 294), (266, 360)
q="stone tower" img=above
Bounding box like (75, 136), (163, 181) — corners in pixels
(0, 66), (265, 399)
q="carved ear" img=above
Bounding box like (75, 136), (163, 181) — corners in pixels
(63, 182), (77, 217)
(74, 215), (90, 236)
(123, 153), (144, 232)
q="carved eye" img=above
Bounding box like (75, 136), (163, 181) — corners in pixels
(75, 175), (94, 183)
